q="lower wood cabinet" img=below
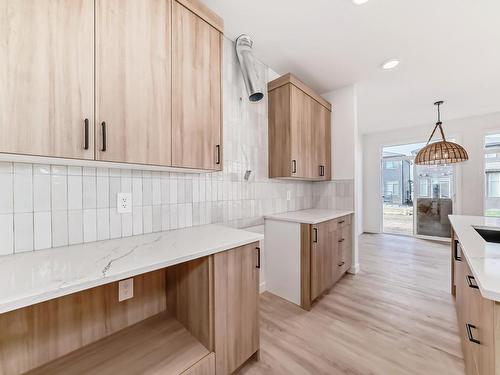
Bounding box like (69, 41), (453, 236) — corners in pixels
(452, 236), (496, 375)
(265, 213), (353, 311)
(214, 243), (260, 375)
(0, 243), (260, 375)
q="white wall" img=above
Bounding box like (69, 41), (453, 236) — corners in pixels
(323, 86), (356, 180)
(363, 111), (500, 233)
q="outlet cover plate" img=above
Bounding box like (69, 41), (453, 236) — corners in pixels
(118, 278), (134, 302)
(117, 193), (132, 213)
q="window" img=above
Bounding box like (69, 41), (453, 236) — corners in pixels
(487, 173), (500, 198)
(385, 181), (400, 195)
(439, 179), (450, 198)
(385, 161), (398, 169)
(419, 179), (430, 197)
(484, 133), (500, 217)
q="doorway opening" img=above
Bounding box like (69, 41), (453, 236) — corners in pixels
(382, 142), (456, 239)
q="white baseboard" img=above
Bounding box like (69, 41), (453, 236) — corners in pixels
(348, 263), (360, 274)
(259, 281), (266, 294)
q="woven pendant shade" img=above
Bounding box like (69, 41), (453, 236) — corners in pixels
(415, 101), (469, 165)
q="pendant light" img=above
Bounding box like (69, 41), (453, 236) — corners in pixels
(415, 101), (469, 165)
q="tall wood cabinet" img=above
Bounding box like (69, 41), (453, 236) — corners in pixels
(0, 0), (94, 160)
(0, 0), (223, 171)
(268, 73), (332, 180)
(95, 0), (171, 165)
(172, 0), (222, 170)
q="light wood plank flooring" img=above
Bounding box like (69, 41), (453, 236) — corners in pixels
(240, 233), (465, 375)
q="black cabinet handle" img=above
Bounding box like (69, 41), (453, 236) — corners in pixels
(313, 228), (318, 243)
(292, 160), (297, 174)
(466, 323), (480, 344)
(84, 119), (89, 150)
(338, 238), (345, 243)
(466, 275), (479, 289)
(454, 240), (462, 261)
(319, 165), (325, 177)
(216, 145), (221, 165)
(338, 220), (345, 225)
(338, 261), (345, 267)
(101, 122), (107, 152)
(256, 247), (261, 269)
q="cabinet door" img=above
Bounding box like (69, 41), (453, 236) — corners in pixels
(310, 220), (339, 300)
(290, 86), (313, 178)
(339, 223), (353, 274)
(214, 243), (259, 375)
(313, 102), (331, 180)
(172, 1), (222, 170)
(0, 0), (94, 159)
(95, 0), (171, 165)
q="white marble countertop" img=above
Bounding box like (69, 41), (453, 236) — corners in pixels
(264, 209), (354, 224)
(450, 215), (500, 301)
(0, 224), (263, 314)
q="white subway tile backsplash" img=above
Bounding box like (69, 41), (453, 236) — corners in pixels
(109, 209), (122, 239)
(82, 176), (97, 209)
(0, 214), (14, 255)
(143, 206), (153, 234)
(68, 175), (83, 210)
(14, 213), (33, 252)
(121, 212), (133, 237)
(97, 177), (109, 208)
(132, 178), (143, 207)
(152, 205), (162, 232)
(33, 175), (51, 212)
(97, 208), (110, 241)
(132, 206), (143, 235)
(34, 212), (51, 250)
(51, 210), (68, 247)
(0, 162), (13, 174)
(13, 174), (32, 213)
(83, 209), (97, 243)
(51, 175), (68, 211)
(0, 174), (13, 214)
(14, 163), (32, 175)
(68, 210), (83, 245)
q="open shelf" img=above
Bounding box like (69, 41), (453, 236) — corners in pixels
(25, 312), (210, 375)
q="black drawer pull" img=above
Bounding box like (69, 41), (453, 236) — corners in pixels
(319, 165), (325, 177)
(84, 118), (89, 150)
(466, 323), (480, 344)
(454, 240), (462, 261)
(101, 122), (107, 152)
(466, 275), (479, 289)
(292, 160), (297, 174)
(215, 145), (221, 165)
(338, 261), (345, 267)
(256, 247), (261, 269)
(338, 220), (345, 224)
(338, 238), (345, 243)
(313, 228), (318, 243)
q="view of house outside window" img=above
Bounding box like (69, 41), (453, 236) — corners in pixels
(485, 134), (500, 217)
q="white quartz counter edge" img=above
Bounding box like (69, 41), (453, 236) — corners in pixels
(450, 215), (500, 301)
(264, 209), (354, 224)
(0, 224), (263, 314)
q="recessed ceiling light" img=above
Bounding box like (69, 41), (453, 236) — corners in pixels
(352, 0), (369, 4)
(382, 59), (400, 70)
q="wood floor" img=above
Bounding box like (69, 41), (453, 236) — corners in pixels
(239, 233), (465, 375)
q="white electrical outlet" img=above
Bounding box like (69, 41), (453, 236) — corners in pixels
(117, 193), (132, 213)
(286, 190), (291, 201)
(118, 278), (134, 302)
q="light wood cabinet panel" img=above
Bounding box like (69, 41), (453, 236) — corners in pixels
(172, 0), (222, 170)
(95, 0), (171, 166)
(290, 85), (313, 179)
(310, 220), (338, 300)
(0, 0), (94, 159)
(182, 353), (215, 375)
(268, 74), (331, 180)
(214, 243), (259, 375)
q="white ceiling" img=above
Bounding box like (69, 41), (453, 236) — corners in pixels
(201, 0), (500, 134)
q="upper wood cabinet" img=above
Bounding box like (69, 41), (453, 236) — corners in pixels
(0, 0), (94, 160)
(171, 0), (223, 171)
(268, 73), (332, 180)
(95, 0), (171, 166)
(0, 0), (223, 171)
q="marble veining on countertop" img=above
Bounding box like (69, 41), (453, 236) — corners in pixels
(449, 215), (500, 301)
(264, 209), (354, 224)
(0, 224), (263, 314)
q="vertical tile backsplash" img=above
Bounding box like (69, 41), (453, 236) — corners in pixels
(312, 180), (355, 210)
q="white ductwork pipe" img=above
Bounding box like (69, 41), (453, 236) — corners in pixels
(235, 34), (264, 102)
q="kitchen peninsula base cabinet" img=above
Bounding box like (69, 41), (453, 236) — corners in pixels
(0, 243), (260, 375)
(265, 209), (354, 311)
(450, 215), (500, 375)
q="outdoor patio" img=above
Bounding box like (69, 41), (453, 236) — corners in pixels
(383, 204), (413, 235)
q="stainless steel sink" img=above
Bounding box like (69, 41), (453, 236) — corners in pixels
(474, 227), (500, 244)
